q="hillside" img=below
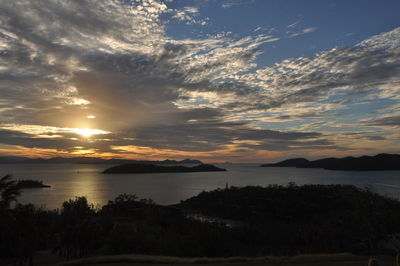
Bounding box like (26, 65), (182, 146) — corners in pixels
(261, 153), (400, 170)
(177, 184), (400, 254)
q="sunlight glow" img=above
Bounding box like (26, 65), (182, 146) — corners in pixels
(0, 124), (110, 138)
(71, 128), (108, 137)
(71, 98), (90, 105)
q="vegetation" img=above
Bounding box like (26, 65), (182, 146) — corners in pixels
(2, 175), (400, 265)
(0, 174), (20, 209)
(179, 184), (400, 254)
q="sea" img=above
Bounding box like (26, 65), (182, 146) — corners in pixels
(1, 163), (400, 209)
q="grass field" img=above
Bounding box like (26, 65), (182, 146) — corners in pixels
(51, 253), (396, 266)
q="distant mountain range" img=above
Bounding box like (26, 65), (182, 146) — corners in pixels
(261, 153), (400, 171)
(0, 156), (203, 165)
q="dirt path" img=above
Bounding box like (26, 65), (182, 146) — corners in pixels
(48, 253), (395, 266)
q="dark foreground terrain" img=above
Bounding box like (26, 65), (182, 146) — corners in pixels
(49, 253), (397, 266)
(2, 175), (400, 265)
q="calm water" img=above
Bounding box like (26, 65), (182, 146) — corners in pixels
(1, 163), (400, 209)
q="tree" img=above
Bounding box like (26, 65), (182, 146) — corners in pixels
(0, 175), (35, 266)
(0, 174), (21, 209)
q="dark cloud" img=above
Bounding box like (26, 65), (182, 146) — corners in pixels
(341, 132), (388, 141)
(362, 115), (400, 127)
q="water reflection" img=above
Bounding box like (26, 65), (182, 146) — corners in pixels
(0, 163), (399, 209)
(68, 170), (102, 208)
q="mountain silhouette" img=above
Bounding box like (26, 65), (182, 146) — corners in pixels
(0, 156), (203, 165)
(261, 153), (400, 171)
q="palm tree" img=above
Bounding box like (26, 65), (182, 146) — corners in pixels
(0, 174), (21, 209)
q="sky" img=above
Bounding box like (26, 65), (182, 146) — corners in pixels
(0, 0), (399, 162)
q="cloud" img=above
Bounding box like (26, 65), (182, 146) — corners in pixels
(0, 0), (399, 160)
(170, 6), (209, 25)
(221, 0), (255, 9)
(221, 27), (400, 113)
(286, 20), (301, 29)
(287, 27), (317, 38)
(302, 27), (317, 33)
(361, 115), (400, 127)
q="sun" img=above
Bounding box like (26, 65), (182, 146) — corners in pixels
(71, 128), (109, 138)
(74, 128), (94, 137)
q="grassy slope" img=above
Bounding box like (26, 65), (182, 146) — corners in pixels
(53, 254), (395, 266)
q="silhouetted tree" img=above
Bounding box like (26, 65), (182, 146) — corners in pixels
(56, 196), (100, 259)
(0, 174), (21, 209)
(0, 176), (36, 266)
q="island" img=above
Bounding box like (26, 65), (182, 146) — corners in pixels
(16, 179), (51, 189)
(261, 153), (400, 171)
(103, 163), (226, 174)
(261, 158), (310, 167)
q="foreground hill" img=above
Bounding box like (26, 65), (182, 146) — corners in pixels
(103, 163), (226, 174)
(177, 184), (400, 255)
(3, 180), (400, 264)
(178, 184), (400, 225)
(261, 153), (400, 170)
